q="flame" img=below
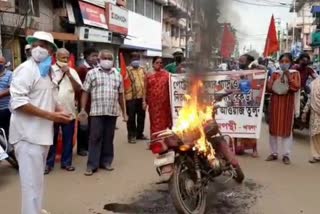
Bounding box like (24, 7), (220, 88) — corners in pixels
(173, 80), (216, 159)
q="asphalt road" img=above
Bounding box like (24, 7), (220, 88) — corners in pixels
(0, 119), (319, 214)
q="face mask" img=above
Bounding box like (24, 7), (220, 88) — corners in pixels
(100, 60), (113, 70)
(280, 63), (290, 72)
(131, 60), (140, 68)
(31, 46), (49, 62)
(0, 64), (4, 71)
(239, 64), (247, 70)
(38, 56), (52, 77)
(56, 60), (68, 67)
(175, 56), (183, 64)
(301, 62), (309, 67)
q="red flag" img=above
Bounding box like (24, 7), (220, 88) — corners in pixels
(220, 24), (236, 58)
(119, 52), (131, 90)
(263, 15), (279, 57)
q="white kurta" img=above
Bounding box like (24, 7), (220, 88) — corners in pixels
(10, 59), (57, 146)
(9, 58), (57, 214)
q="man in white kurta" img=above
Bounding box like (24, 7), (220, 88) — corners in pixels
(10, 31), (72, 214)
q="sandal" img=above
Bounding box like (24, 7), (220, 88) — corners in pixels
(282, 156), (291, 165)
(265, 154), (278, 161)
(309, 158), (320, 164)
(44, 166), (52, 175)
(84, 168), (97, 176)
(61, 166), (75, 172)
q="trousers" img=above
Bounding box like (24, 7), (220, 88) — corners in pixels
(14, 141), (49, 214)
(77, 119), (90, 153)
(126, 98), (146, 139)
(269, 134), (293, 157)
(0, 108), (11, 138)
(47, 120), (75, 168)
(87, 116), (117, 170)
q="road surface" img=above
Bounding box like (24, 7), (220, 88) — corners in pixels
(0, 120), (319, 214)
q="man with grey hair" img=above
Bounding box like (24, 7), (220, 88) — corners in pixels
(45, 48), (82, 174)
(10, 31), (72, 214)
(79, 50), (127, 176)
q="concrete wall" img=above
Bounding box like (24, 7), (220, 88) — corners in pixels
(1, 0), (53, 32)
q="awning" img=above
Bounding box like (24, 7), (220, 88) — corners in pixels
(25, 29), (78, 41)
(311, 6), (320, 14)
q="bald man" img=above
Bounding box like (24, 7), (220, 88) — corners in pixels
(0, 56), (12, 137)
(45, 48), (82, 174)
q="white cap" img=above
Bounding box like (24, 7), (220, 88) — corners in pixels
(173, 48), (183, 55)
(25, 44), (32, 50)
(26, 31), (57, 51)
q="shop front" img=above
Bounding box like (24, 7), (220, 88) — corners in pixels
(76, 0), (128, 66)
(121, 11), (162, 67)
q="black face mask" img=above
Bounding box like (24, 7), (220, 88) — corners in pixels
(301, 62), (309, 67)
(239, 64), (247, 70)
(175, 56), (183, 64)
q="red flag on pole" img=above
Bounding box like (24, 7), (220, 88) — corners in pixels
(263, 15), (279, 57)
(220, 24), (236, 58)
(119, 52), (131, 90)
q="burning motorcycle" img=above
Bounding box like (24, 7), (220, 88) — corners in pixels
(149, 84), (244, 214)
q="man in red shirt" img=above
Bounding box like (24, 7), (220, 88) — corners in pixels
(293, 53), (317, 89)
(76, 48), (98, 156)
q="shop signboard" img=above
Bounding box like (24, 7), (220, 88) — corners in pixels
(79, 1), (108, 29)
(77, 27), (112, 43)
(105, 3), (128, 35)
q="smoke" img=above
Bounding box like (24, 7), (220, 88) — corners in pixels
(186, 0), (240, 70)
(185, 0), (241, 104)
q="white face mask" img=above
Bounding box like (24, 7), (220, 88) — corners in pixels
(100, 60), (113, 70)
(56, 60), (68, 67)
(31, 46), (49, 62)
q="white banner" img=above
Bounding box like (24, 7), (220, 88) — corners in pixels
(170, 70), (267, 139)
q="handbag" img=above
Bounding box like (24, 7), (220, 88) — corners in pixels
(272, 74), (289, 95)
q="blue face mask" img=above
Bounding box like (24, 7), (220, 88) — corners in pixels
(38, 56), (52, 77)
(280, 63), (291, 72)
(131, 60), (140, 68)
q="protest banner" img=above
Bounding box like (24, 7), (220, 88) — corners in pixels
(170, 70), (267, 139)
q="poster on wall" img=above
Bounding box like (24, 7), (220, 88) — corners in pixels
(170, 70), (267, 139)
(79, 1), (108, 29)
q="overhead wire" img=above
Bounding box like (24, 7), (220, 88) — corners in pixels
(232, 0), (291, 7)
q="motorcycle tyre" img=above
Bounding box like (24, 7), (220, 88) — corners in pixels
(233, 165), (245, 183)
(168, 157), (207, 214)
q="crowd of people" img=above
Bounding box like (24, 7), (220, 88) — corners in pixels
(1, 30), (320, 214)
(0, 31), (180, 214)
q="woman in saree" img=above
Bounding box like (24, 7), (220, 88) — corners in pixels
(302, 77), (320, 163)
(266, 53), (301, 165)
(145, 56), (172, 139)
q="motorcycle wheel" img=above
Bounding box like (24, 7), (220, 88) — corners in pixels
(169, 157), (207, 214)
(233, 165), (244, 183)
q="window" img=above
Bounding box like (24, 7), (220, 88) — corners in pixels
(127, 0), (134, 11)
(171, 25), (175, 37)
(15, 0), (40, 17)
(154, 2), (161, 22)
(176, 28), (180, 38)
(135, 0), (145, 15)
(165, 22), (169, 32)
(146, 0), (153, 19)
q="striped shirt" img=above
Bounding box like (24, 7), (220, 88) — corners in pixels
(0, 70), (12, 110)
(83, 67), (123, 116)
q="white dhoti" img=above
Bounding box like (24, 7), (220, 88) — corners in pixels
(269, 134), (293, 157)
(14, 141), (49, 214)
